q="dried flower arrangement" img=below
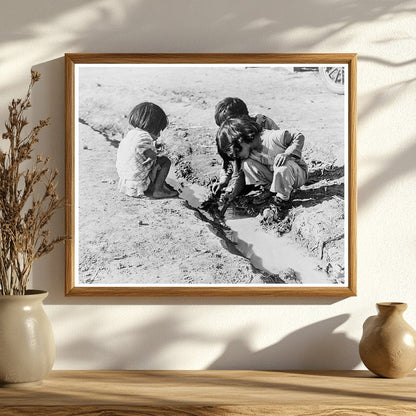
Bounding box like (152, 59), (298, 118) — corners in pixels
(0, 71), (65, 295)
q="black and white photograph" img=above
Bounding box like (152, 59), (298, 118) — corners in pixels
(66, 54), (356, 296)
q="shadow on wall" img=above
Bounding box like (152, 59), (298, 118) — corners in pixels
(0, 0), (414, 97)
(207, 314), (360, 370)
(30, 57), (66, 302)
(54, 310), (215, 369)
(51, 307), (360, 370)
(359, 139), (416, 209)
(54, 309), (359, 370)
(1, 0), (413, 51)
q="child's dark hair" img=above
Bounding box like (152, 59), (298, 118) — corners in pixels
(216, 116), (262, 160)
(128, 102), (168, 135)
(214, 97), (249, 126)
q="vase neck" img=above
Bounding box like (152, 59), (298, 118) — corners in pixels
(0, 290), (48, 304)
(377, 302), (407, 316)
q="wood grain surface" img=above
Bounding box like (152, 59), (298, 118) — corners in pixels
(1, 370), (415, 415)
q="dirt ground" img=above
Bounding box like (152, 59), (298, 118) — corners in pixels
(77, 66), (346, 285)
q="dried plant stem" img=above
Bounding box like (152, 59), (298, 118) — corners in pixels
(0, 71), (65, 295)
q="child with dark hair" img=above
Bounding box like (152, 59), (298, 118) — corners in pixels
(116, 102), (178, 199)
(216, 116), (307, 208)
(213, 97), (278, 198)
(214, 97), (278, 129)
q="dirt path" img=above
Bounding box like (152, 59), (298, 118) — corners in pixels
(77, 66), (346, 285)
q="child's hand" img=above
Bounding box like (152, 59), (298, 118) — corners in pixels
(142, 157), (154, 166)
(143, 149), (157, 165)
(220, 190), (235, 204)
(211, 181), (226, 195)
(274, 153), (289, 167)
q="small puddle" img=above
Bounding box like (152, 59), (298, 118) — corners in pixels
(225, 216), (329, 284)
(168, 175), (331, 284)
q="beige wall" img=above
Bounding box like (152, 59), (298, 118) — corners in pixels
(1, 0), (415, 369)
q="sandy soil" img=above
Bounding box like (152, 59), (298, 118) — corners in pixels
(77, 66), (346, 285)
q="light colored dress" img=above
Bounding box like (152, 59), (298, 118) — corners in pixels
(242, 129), (308, 201)
(116, 128), (156, 197)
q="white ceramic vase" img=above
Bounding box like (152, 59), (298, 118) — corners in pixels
(0, 290), (55, 387)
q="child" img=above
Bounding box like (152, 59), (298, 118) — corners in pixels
(116, 102), (178, 199)
(212, 97), (279, 198)
(214, 97), (279, 130)
(216, 116), (308, 207)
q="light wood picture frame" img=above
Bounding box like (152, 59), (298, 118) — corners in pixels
(65, 53), (356, 296)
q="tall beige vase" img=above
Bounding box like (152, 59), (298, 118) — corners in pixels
(359, 302), (416, 378)
(0, 290), (55, 387)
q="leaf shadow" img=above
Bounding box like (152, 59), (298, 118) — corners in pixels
(207, 314), (360, 370)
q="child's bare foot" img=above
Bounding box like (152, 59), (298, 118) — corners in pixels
(163, 182), (177, 192)
(152, 188), (179, 199)
(163, 183), (181, 195)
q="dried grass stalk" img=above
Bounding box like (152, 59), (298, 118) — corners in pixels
(0, 71), (65, 295)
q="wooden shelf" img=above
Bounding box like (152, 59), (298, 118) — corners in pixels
(1, 370), (415, 415)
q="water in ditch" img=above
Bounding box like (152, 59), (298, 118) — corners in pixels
(169, 177), (331, 285)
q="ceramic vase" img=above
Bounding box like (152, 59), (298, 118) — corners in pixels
(359, 302), (416, 378)
(0, 290), (55, 387)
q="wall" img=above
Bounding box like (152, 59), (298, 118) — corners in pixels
(0, 0), (415, 370)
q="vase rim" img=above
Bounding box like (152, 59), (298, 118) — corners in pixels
(377, 302), (407, 311)
(0, 290), (48, 301)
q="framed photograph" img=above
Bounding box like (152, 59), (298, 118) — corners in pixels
(65, 53), (356, 296)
